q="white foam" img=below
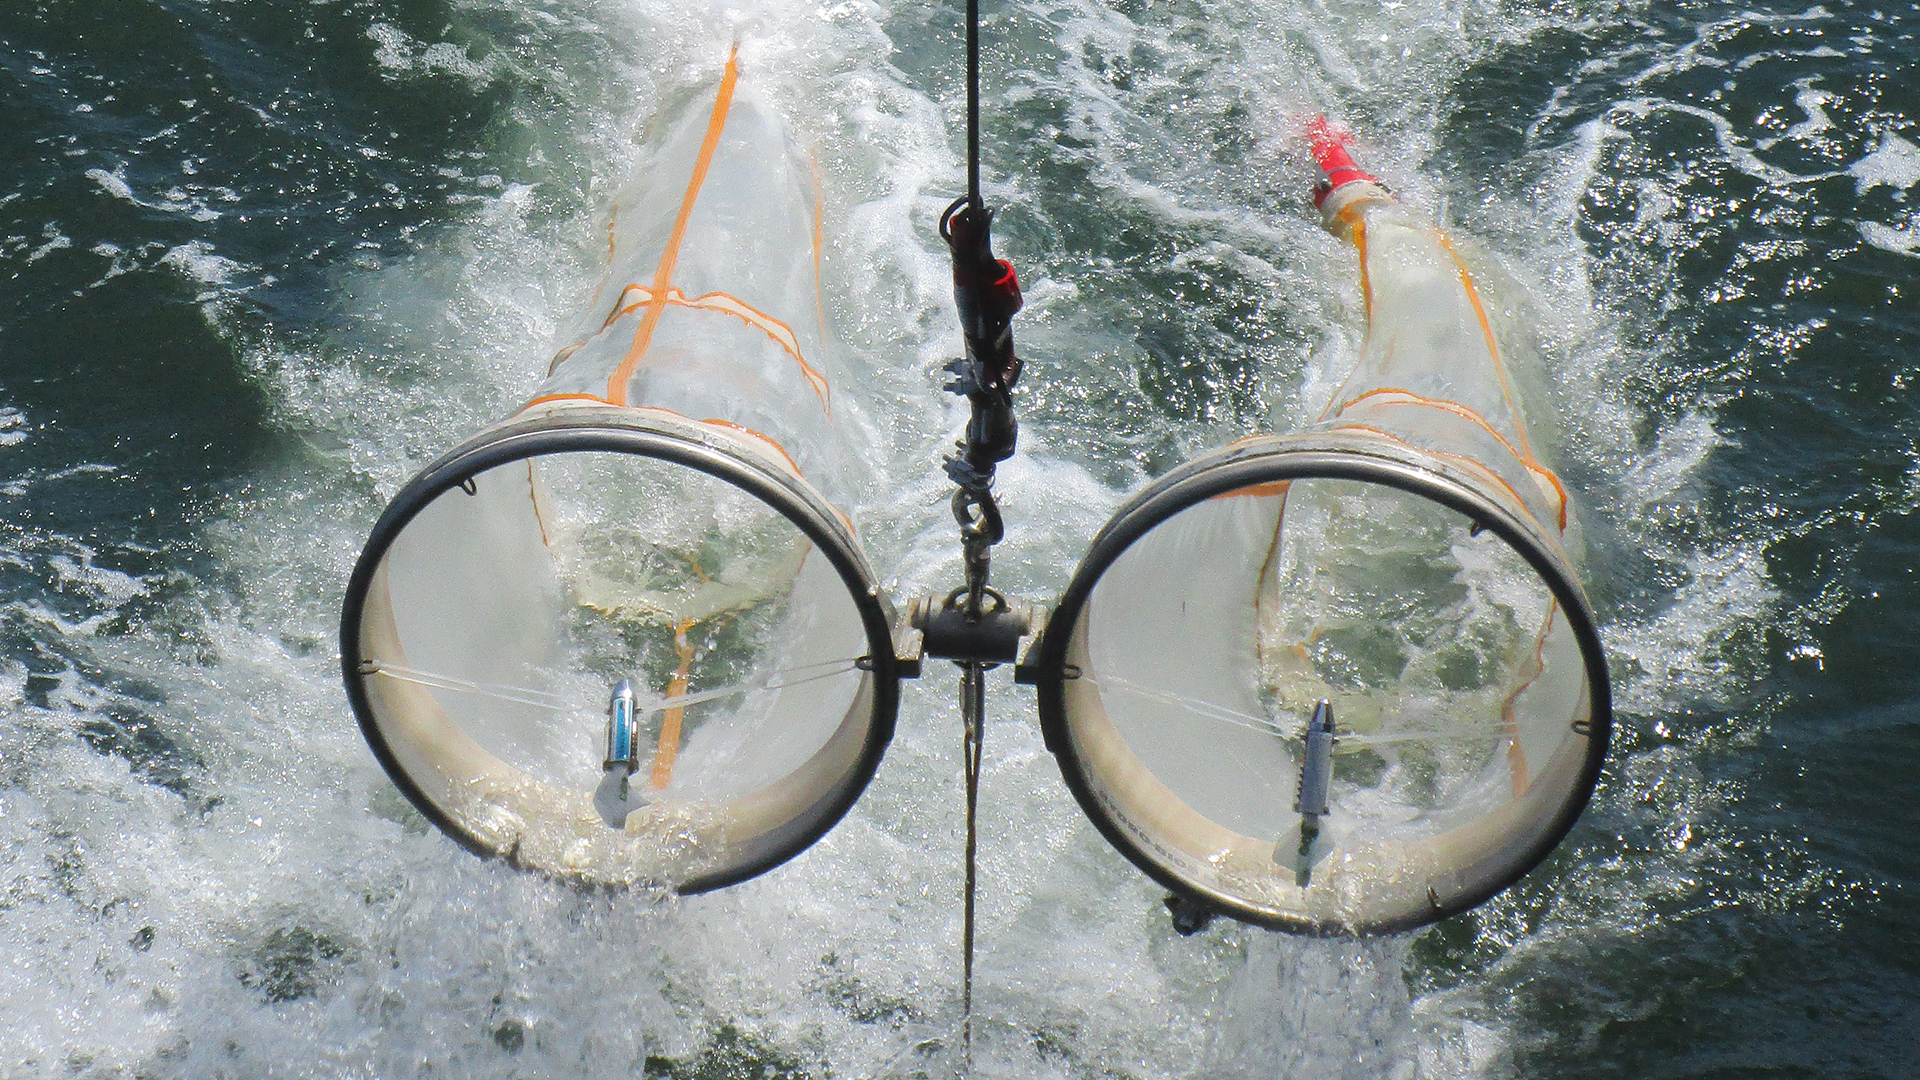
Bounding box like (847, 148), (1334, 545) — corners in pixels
(161, 241), (244, 286)
(1609, 97), (1844, 188)
(86, 164), (135, 202)
(86, 165), (225, 223)
(0, 406), (27, 447)
(24, 226), (71, 265)
(1861, 215), (1920, 255)
(1850, 131), (1920, 194)
(47, 552), (151, 608)
(367, 23), (502, 85)
(1785, 85), (1833, 141)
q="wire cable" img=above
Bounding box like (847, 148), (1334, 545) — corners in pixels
(966, 0), (981, 209)
(960, 659), (985, 1069)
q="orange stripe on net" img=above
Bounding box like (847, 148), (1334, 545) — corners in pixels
(1435, 231), (1536, 464)
(1211, 479), (1293, 499)
(1322, 421), (1543, 523)
(1337, 387), (1532, 466)
(602, 281), (649, 329)
(522, 392), (615, 409)
(1537, 466), (1570, 533)
(1333, 387), (1570, 532)
(697, 417), (807, 477)
(697, 417), (856, 534)
(606, 47), (741, 405)
(503, 401), (859, 535)
(1316, 209), (1373, 424)
(1499, 602), (1557, 798)
(1348, 211), (1374, 325)
(648, 619), (698, 791)
(597, 284), (834, 416)
(526, 460), (551, 547)
(547, 342), (585, 375)
(1316, 215), (1540, 499)
(809, 150), (829, 349)
(514, 400), (803, 478)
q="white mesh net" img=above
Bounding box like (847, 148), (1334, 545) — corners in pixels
(345, 54), (890, 891)
(1051, 181), (1603, 932)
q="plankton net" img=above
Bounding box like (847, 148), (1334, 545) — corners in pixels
(338, 54), (1611, 935)
(1031, 132), (1612, 934)
(341, 52), (899, 893)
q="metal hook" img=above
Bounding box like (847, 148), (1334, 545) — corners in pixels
(950, 486), (1004, 545)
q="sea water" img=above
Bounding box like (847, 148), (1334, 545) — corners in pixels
(1, 0), (1915, 1076)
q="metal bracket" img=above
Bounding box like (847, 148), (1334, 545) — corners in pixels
(893, 592), (1048, 678)
(892, 604), (926, 680)
(1012, 629), (1050, 686)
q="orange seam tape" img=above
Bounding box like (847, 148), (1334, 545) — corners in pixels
(1499, 602), (1557, 798)
(547, 342), (585, 375)
(649, 620), (698, 791)
(1350, 211), (1374, 325)
(698, 417), (806, 477)
(1338, 387), (1531, 466)
(1212, 479), (1293, 499)
(523, 392), (614, 409)
(700, 417), (857, 533)
(1436, 231), (1536, 463)
(607, 46), (740, 404)
(810, 149), (829, 351)
(603, 284), (833, 414)
(503, 398), (859, 536)
(1315, 210), (1373, 423)
(526, 460), (551, 547)
(1323, 421), (1543, 524)
(1334, 387), (1569, 532)
(513, 400), (806, 481)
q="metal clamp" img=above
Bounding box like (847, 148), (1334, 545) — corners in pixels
(893, 592), (1048, 677)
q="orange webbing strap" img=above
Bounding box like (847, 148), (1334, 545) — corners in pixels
(649, 620), (699, 791)
(547, 342), (585, 375)
(1211, 480), (1292, 499)
(1316, 209), (1532, 468)
(521, 392), (615, 409)
(526, 460), (550, 546)
(607, 46), (741, 405)
(1499, 602), (1557, 797)
(1435, 231), (1534, 462)
(504, 400), (854, 535)
(1333, 388), (1569, 532)
(1321, 421), (1545, 527)
(1315, 207), (1373, 424)
(810, 150), (829, 349)
(602, 283), (833, 413)
(1338, 387), (1534, 467)
(1351, 211), (1374, 326)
